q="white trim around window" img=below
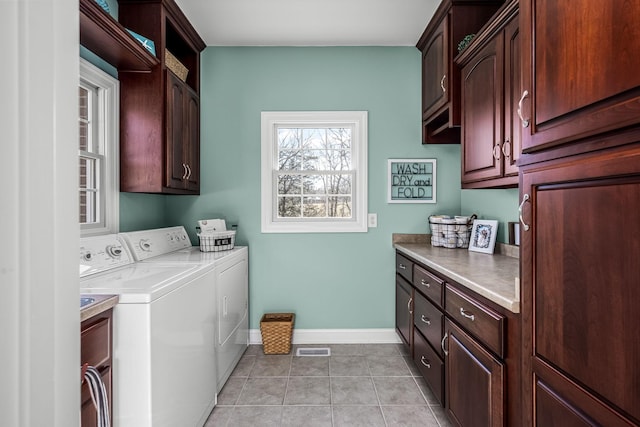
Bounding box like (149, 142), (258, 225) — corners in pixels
(79, 58), (119, 236)
(261, 111), (368, 233)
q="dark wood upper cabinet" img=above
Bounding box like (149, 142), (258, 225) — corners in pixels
(118, 0), (205, 194)
(457, 1), (520, 188)
(519, 0), (640, 154)
(79, 0), (159, 72)
(417, 0), (503, 144)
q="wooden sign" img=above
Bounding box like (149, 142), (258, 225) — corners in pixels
(387, 159), (436, 203)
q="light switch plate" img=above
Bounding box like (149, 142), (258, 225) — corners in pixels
(368, 213), (378, 228)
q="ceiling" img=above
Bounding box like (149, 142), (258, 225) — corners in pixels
(174, 0), (441, 46)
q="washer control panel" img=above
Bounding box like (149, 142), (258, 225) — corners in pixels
(120, 226), (192, 261)
(79, 234), (133, 277)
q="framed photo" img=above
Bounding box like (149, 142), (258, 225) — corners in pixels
(468, 219), (499, 254)
(387, 159), (436, 203)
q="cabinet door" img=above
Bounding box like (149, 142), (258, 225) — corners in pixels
(167, 70), (187, 189)
(520, 0), (640, 152)
(81, 366), (112, 427)
(461, 32), (503, 185)
(502, 16), (520, 177)
(520, 145), (640, 426)
(395, 276), (413, 350)
(184, 85), (200, 192)
(422, 16), (448, 120)
(445, 319), (504, 427)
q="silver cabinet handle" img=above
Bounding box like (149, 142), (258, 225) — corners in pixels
(420, 315), (431, 325)
(182, 163), (188, 179)
(420, 279), (430, 288)
(493, 144), (501, 160)
(519, 193), (530, 231)
(185, 164), (192, 180)
(502, 139), (511, 158)
(420, 356), (431, 369)
(459, 307), (475, 321)
(517, 90), (530, 128)
(408, 297), (413, 314)
(440, 74), (447, 93)
(398, 263), (406, 270)
(441, 332), (449, 356)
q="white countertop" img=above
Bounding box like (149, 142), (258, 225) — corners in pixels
(394, 243), (520, 313)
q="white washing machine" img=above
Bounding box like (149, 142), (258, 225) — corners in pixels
(120, 226), (249, 393)
(80, 234), (217, 427)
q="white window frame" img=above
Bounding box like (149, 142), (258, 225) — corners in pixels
(79, 58), (119, 236)
(261, 111), (368, 233)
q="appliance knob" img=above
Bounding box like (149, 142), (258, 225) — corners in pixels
(106, 245), (122, 258)
(140, 239), (151, 251)
(83, 252), (92, 261)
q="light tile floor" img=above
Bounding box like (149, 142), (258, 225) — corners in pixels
(204, 344), (453, 427)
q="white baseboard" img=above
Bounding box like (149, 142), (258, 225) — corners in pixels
(249, 328), (402, 345)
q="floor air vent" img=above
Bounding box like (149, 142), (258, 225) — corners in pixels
(296, 347), (331, 357)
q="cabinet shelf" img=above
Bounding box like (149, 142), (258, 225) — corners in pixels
(80, 0), (159, 72)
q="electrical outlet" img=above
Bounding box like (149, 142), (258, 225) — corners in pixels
(368, 213), (378, 228)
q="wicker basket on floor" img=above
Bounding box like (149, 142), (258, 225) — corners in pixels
(260, 313), (295, 354)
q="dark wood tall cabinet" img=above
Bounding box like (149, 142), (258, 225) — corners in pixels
(519, 1), (640, 426)
(118, 0), (205, 194)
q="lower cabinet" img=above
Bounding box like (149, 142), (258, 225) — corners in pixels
(395, 250), (519, 427)
(395, 275), (413, 349)
(81, 309), (113, 426)
(445, 319), (504, 427)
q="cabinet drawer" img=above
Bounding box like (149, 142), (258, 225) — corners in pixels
(413, 264), (443, 307)
(446, 284), (504, 357)
(81, 365), (111, 427)
(414, 328), (444, 405)
(396, 253), (414, 283)
(414, 292), (444, 358)
(81, 316), (111, 369)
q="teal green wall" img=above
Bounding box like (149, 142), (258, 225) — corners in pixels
(165, 47), (462, 329)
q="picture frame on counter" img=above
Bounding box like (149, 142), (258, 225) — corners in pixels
(468, 219), (498, 254)
(387, 158), (436, 203)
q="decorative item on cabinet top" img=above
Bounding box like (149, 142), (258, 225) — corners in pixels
(94, 0), (109, 13)
(468, 219), (498, 254)
(429, 214), (476, 249)
(457, 34), (476, 53)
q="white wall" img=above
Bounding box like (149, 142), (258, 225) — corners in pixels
(0, 0), (79, 425)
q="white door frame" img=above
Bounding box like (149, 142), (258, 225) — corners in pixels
(0, 1), (80, 425)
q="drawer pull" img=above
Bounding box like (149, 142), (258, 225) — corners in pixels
(420, 315), (431, 325)
(420, 279), (430, 288)
(408, 298), (413, 314)
(517, 90), (530, 128)
(420, 356), (431, 369)
(441, 332), (449, 356)
(519, 193), (531, 231)
(459, 307), (475, 321)
(398, 263), (406, 270)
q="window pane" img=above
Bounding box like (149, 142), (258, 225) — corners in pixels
(278, 149), (301, 171)
(328, 196), (352, 218)
(326, 174), (352, 195)
(303, 196), (326, 217)
(327, 128), (351, 149)
(278, 174), (301, 194)
(79, 157), (96, 190)
(79, 190), (97, 224)
(302, 175), (326, 195)
(79, 87), (90, 152)
(278, 128), (301, 149)
(301, 128), (325, 149)
(277, 196), (301, 218)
